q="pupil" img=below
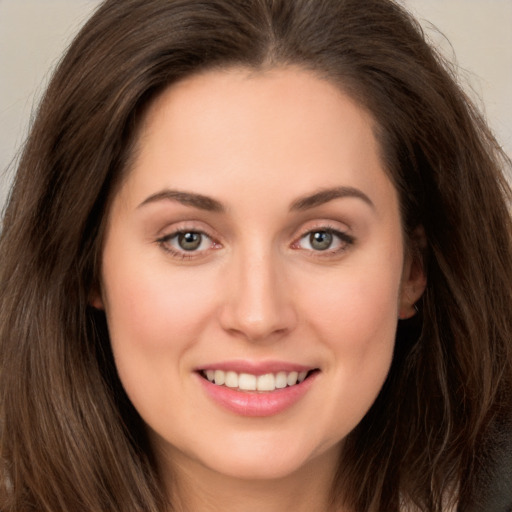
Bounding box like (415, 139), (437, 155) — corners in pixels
(178, 232), (201, 251)
(310, 231), (332, 251)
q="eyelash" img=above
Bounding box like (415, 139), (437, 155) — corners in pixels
(156, 225), (355, 260)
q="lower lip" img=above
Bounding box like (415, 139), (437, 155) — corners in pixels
(197, 372), (317, 417)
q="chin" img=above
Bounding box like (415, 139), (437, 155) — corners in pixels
(204, 456), (313, 481)
(189, 434), (341, 483)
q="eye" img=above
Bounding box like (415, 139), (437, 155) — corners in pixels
(175, 232), (206, 251)
(157, 230), (216, 255)
(295, 228), (354, 253)
(307, 231), (335, 251)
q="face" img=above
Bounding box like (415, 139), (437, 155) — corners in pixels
(95, 67), (425, 486)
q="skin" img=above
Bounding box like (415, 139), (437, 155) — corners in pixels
(94, 67), (426, 511)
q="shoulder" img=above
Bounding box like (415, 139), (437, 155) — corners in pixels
(467, 416), (512, 512)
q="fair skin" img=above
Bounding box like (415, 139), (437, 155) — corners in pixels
(94, 67), (426, 511)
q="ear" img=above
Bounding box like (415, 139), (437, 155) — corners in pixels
(399, 225), (427, 320)
(89, 285), (105, 310)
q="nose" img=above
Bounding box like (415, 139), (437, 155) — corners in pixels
(218, 248), (298, 343)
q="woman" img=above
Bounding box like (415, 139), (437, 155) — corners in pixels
(1, 0), (511, 510)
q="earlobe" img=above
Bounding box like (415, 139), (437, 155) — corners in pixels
(89, 287), (105, 310)
(399, 226), (427, 320)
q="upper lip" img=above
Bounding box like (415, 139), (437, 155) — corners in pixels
(196, 360), (317, 376)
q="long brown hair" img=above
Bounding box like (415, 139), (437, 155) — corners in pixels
(1, 0), (511, 510)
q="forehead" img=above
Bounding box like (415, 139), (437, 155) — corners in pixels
(116, 66), (396, 217)
(140, 66), (377, 148)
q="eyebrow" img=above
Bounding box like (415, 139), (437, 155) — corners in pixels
(138, 189), (225, 212)
(137, 185), (374, 213)
(290, 186), (374, 211)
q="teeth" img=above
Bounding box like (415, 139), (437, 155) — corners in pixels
(257, 373), (275, 391)
(225, 371), (238, 388)
(239, 373), (257, 391)
(214, 369), (225, 386)
(298, 371), (308, 383)
(275, 371), (288, 389)
(287, 371), (299, 386)
(203, 369), (312, 391)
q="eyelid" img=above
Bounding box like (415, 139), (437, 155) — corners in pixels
(293, 219), (352, 240)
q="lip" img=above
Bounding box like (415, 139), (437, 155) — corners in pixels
(195, 361), (319, 417)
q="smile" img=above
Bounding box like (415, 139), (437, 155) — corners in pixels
(197, 365), (319, 417)
(200, 369), (310, 392)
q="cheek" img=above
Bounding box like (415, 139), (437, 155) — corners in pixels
(103, 260), (216, 350)
(296, 251), (402, 408)
(101, 257), (222, 424)
(296, 268), (400, 444)
(300, 259), (401, 350)
(100, 256), (220, 408)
